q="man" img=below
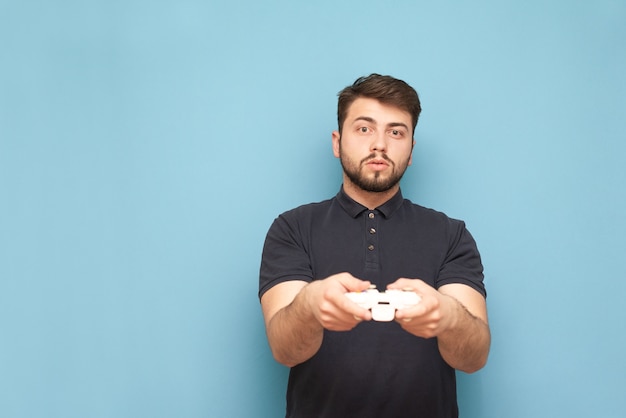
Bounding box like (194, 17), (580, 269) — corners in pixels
(259, 74), (490, 418)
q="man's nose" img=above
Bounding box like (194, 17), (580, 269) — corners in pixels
(370, 132), (387, 152)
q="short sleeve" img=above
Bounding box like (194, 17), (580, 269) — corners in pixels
(258, 212), (314, 299)
(436, 221), (486, 298)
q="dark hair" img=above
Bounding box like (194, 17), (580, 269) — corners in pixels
(337, 74), (421, 135)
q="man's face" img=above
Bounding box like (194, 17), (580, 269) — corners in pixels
(332, 97), (414, 193)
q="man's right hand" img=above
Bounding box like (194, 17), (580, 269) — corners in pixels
(260, 273), (371, 367)
(302, 272), (373, 330)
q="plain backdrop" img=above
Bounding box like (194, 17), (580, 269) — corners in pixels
(1, 1), (625, 417)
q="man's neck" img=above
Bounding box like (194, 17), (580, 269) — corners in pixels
(342, 180), (399, 210)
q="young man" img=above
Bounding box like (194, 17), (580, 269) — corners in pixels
(259, 74), (490, 418)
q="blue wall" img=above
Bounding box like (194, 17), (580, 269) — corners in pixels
(1, 1), (625, 417)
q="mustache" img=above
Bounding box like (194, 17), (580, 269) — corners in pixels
(361, 153), (394, 166)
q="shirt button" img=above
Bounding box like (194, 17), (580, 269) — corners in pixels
(369, 228), (376, 234)
(368, 212), (375, 219)
(368, 245), (375, 251)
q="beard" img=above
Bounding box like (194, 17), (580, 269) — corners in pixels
(339, 149), (411, 193)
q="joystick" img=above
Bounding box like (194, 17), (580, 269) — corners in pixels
(346, 286), (421, 322)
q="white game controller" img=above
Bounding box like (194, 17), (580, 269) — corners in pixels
(346, 287), (421, 322)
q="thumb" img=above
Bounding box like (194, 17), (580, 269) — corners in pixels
(388, 278), (427, 293)
(336, 272), (371, 292)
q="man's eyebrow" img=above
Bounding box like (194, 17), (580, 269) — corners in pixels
(351, 117), (410, 131)
(388, 122), (410, 130)
(352, 116), (376, 124)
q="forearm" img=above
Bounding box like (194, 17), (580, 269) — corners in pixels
(437, 296), (491, 373)
(266, 290), (324, 368)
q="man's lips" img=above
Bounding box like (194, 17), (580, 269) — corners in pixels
(364, 157), (392, 171)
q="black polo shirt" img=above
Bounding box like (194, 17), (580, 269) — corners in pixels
(259, 187), (485, 418)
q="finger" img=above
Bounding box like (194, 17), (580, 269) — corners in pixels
(341, 296), (372, 321)
(395, 305), (421, 322)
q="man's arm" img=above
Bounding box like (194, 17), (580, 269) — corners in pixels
(261, 280), (322, 368)
(389, 279), (490, 373)
(260, 273), (372, 368)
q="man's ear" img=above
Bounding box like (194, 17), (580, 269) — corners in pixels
(408, 139), (415, 166)
(332, 130), (341, 158)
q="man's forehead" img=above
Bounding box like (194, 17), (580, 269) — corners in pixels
(346, 98), (412, 122)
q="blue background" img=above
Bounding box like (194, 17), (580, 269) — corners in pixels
(1, 1), (625, 417)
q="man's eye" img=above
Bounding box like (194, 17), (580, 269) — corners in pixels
(360, 127), (369, 133)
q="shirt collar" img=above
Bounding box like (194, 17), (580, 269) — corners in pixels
(336, 186), (404, 219)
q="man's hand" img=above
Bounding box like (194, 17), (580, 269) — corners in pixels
(387, 278), (491, 373)
(261, 273), (371, 367)
(387, 278), (455, 338)
(303, 272), (373, 330)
